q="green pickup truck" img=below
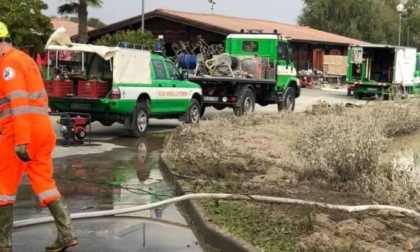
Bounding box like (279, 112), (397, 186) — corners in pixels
(44, 29), (202, 138)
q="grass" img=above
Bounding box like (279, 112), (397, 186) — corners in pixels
(201, 200), (300, 252)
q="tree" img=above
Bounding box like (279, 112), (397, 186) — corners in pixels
(86, 17), (106, 28)
(68, 17), (107, 28)
(299, 0), (420, 48)
(298, 0), (396, 44)
(57, 0), (103, 43)
(0, 0), (53, 52)
(94, 29), (157, 51)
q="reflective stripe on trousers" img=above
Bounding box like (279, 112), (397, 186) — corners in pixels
(38, 188), (61, 202)
(0, 195), (16, 203)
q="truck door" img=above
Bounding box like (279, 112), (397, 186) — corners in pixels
(151, 59), (174, 113)
(151, 59), (188, 113)
(276, 42), (294, 88)
(164, 60), (190, 112)
(395, 47), (416, 86)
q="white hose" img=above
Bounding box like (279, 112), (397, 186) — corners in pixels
(14, 193), (420, 228)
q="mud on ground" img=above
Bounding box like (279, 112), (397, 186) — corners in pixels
(165, 100), (420, 252)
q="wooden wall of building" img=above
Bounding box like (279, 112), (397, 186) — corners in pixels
(88, 17), (351, 74)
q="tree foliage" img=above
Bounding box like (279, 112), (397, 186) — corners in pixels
(57, 0), (103, 43)
(94, 29), (157, 51)
(0, 0), (52, 51)
(299, 0), (420, 48)
(67, 17), (107, 28)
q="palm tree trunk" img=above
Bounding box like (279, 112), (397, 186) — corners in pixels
(77, 0), (89, 43)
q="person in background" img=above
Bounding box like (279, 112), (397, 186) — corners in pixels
(0, 22), (78, 252)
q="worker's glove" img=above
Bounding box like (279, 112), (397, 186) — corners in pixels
(15, 144), (31, 162)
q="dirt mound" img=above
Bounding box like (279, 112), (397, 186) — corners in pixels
(165, 100), (420, 251)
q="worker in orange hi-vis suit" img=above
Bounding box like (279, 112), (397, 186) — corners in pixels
(0, 22), (78, 252)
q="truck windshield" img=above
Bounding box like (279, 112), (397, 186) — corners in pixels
(277, 43), (287, 61)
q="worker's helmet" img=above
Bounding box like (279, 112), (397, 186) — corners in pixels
(0, 22), (10, 38)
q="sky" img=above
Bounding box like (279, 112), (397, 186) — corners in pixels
(42, 0), (304, 26)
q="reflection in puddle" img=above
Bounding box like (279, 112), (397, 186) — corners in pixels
(13, 134), (203, 251)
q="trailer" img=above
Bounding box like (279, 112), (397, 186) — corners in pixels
(347, 45), (417, 99)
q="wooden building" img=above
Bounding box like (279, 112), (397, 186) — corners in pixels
(87, 9), (368, 74)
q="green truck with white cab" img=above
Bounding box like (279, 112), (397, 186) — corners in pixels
(44, 28), (202, 138)
(347, 45), (419, 99)
(185, 29), (300, 115)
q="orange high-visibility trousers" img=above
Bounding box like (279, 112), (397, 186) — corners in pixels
(0, 120), (61, 207)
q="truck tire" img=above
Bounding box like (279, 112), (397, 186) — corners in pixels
(234, 88), (255, 116)
(128, 102), (149, 137)
(278, 87), (295, 112)
(185, 98), (201, 124)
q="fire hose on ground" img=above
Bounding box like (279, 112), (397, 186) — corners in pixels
(14, 193), (420, 228)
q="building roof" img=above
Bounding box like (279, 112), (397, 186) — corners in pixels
(88, 9), (368, 46)
(51, 18), (94, 37)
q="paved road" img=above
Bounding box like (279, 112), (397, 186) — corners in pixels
(203, 86), (364, 117)
(50, 87), (362, 142)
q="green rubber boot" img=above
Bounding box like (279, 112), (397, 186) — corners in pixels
(0, 204), (13, 252)
(45, 198), (78, 252)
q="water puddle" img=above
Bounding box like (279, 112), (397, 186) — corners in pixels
(383, 131), (420, 182)
(13, 134), (204, 251)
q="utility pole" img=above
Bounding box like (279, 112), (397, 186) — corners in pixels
(397, 3), (405, 46)
(407, 26), (410, 46)
(141, 0), (145, 33)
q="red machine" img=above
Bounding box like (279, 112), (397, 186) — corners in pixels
(56, 113), (91, 145)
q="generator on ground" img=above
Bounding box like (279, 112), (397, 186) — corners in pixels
(51, 112), (91, 145)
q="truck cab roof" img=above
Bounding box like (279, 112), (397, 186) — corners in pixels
(227, 33), (286, 41)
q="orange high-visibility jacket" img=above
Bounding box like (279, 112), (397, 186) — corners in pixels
(0, 48), (50, 143)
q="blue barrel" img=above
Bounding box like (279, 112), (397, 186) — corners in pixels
(178, 54), (197, 70)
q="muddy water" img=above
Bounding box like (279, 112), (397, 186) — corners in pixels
(383, 131), (420, 159)
(382, 131), (420, 178)
(12, 134), (204, 252)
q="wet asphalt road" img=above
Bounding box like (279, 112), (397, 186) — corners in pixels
(13, 133), (203, 251)
(11, 88), (357, 251)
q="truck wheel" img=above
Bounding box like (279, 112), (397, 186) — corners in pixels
(128, 102), (149, 137)
(185, 98), (201, 124)
(234, 88), (255, 116)
(278, 87), (295, 112)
